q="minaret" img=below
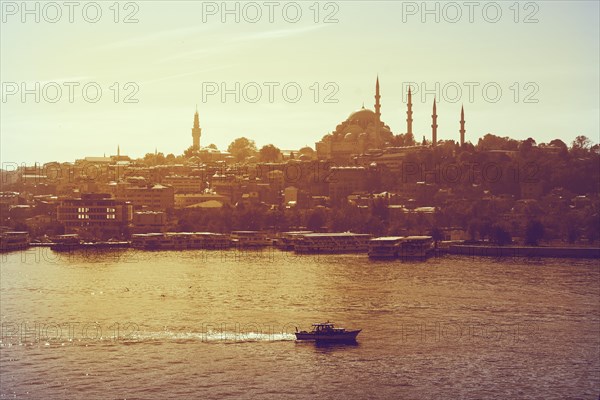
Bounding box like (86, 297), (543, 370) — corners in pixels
(459, 105), (465, 146)
(117, 145), (120, 158)
(431, 98), (438, 147)
(374, 76), (381, 120)
(191, 106), (202, 150)
(406, 86), (413, 137)
(374, 76), (382, 144)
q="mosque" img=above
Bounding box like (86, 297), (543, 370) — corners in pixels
(187, 77), (467, 164)
(315, 77), (466, 162)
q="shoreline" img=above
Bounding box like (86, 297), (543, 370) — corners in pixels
(443, 244), (600, 259)
(4, 242), (600, 259)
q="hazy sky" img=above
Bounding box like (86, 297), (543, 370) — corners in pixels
(1, 1), (598, 164)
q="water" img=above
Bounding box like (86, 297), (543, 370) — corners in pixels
(1, 248), (599, 399)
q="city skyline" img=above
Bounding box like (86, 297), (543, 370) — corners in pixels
(1, 3), (599, 399)
(1, 1), (599, 164)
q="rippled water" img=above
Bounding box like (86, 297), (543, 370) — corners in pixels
(1, 248), (598, 399)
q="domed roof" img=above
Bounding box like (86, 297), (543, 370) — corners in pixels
(347, 107), (377, 124)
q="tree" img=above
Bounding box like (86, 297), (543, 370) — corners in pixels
(572, 135), (591, 151)
(234, 204), (266, 230)
(482, 219), (496, 241)
(467, 220), (478, 241)
(259, 144), (282, 162)
(567, 226), (580, 244)
(389, 132), (416, 147)
(490, 224), (512, 246)
(371, 197), (389, 221)
(183, 146), (195, 158)
(585, 214), (599, 243)
(306, 209), (326, 231)
(519, 137), (536, 153)
(525, 219), (545, 246)
(227, 137), (257, 162)
(365, 215), (386, 235)
(546, 138), (569, 157)
(477, 133), (519, 151)
(549, 139), (568, 152)
(265, 208), (288, 231)
(429, 226), (443, 247)
(143, 152), (165, 165)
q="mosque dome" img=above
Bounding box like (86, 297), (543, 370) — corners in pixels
(346, 107), (377, 124)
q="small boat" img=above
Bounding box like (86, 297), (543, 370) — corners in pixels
(50, 234), (81, 251)
(295, 322), (361, 342)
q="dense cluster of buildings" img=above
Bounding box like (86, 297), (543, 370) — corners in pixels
(0, 77), (596, 244)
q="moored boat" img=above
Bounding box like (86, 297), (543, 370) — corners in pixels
(294, 232), (371, 254)
(50, 234), (81, 251)
(398, 236), (434, 259)
(0, 231), (30, 252)
(131, 232), (231, 250)
(368, 236), (404, 258)
(275, 231), (313, 250)
(230, 231), (271, 248)
(295, 322), (361, 342)
(189, 232), (231, 249)
(81, 241), (130, 249)
(131, 233), (165, 250)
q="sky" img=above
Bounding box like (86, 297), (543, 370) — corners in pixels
(1, 1), (599, 165)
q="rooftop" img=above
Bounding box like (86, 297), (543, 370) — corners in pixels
(370, 236), (405, 241)
(303, 232), (371, 238)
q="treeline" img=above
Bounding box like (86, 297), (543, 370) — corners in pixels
(385, 134), (599, 197)
(174, 202), (421, 236)
(174, 198), (598, 245)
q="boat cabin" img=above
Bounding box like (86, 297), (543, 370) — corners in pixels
(311, 322), (344, 333)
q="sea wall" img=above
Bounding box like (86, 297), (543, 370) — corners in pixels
(447, 245), (600, 259)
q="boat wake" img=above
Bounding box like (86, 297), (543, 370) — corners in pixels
(0, 330), (297, 347)
(125, 330), (297, 344)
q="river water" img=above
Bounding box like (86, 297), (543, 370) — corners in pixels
(1, 248), (598, 399)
